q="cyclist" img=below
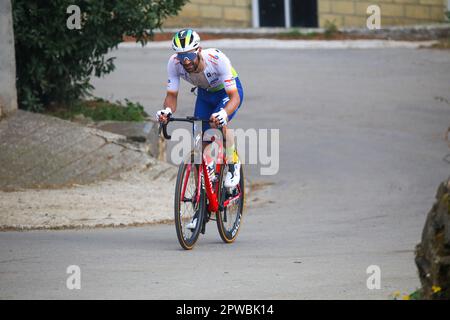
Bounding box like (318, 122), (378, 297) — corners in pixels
(156, 28), (244, 188)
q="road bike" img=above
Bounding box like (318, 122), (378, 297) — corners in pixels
(159, 116), (245, 250)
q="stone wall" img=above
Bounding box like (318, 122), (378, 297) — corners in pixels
(0, 111), (165, 191)
(0, 0), (18, 118)
(163, 0), (447, 29)
(163, 0), (252, 28)
(319, 0), (447, 28)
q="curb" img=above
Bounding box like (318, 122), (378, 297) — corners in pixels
(119, 39), (438, 50)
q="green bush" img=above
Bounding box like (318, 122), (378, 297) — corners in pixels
(278, 29), (319, 39)
(12, 0), (187, 112)
(324, 20), (338, 38)
(47, 98), (149, 122)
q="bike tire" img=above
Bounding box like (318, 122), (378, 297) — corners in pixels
(174, 161), (205, 250)
(216, 164), (245, 243)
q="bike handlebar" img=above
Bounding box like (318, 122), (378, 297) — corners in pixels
(159, 120), (171, 140)
(158, 116), (220, 140)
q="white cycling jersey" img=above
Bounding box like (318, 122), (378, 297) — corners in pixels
(166, 48), (238, 93)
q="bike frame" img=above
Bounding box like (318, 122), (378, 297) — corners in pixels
(160, 116), (242, 213)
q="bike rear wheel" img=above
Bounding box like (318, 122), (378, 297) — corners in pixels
(174, 161), (205, 250)
(216, 164), (245, 243)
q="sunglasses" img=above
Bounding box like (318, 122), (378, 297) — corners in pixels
(177, 50), (198, 64)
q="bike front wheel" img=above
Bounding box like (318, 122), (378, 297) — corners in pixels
(174, 162), (205, 250)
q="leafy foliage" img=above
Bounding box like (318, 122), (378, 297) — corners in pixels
(324, 20), (338, 38)
(12, 0), (187, 111)
(47, 98), (149, 122)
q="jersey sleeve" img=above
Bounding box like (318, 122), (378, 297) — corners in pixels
(216, 50), (237, 92)
(167, 55), (180, 92)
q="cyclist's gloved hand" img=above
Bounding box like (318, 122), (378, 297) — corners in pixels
(212, 108), (228, 127)
(156, 107), (172, 123)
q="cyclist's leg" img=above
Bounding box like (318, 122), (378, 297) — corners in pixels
(195, 78), (244, 132)
(194, 80), (244, 169)
(212, 78), (244, 165)
(194, 88), (220, 169)
(194, 88), (216, 132)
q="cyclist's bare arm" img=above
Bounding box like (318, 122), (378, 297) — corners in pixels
(223, 89), (240, 116)
(159, 91), (178, 123)
(164, 90), (178, 113)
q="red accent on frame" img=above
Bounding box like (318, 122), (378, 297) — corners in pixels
(180, 164), (191, 202)
(223, 192), (241, 208)
(203, 162), (219, 212)
(223, 184), (241, 208)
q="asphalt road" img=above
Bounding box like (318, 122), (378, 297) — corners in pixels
(1, 45), (450, 299)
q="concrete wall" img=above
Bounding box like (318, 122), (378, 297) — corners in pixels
(0, 0), (18, 118)
(163, 0), (447, 29)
